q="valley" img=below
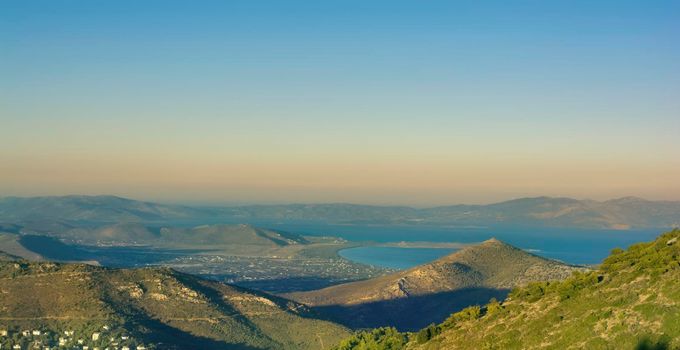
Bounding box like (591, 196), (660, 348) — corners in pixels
(1, 196), (679, 349)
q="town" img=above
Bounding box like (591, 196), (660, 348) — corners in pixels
(164, 254), (392, 293)
(0, 326), (148, 350)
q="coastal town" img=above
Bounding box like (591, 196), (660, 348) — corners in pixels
(164, 253), (392, 293)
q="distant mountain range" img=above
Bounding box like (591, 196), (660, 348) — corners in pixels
(1, 194), (679, 229)
(0, 195), (205, 223)
(287, 239), (581, 330)
(0, 260), (349, 350)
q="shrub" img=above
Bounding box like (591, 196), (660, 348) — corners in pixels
(485, 298), (502, 316)
(416, 323), (440, 344)
(333, 327), (407, 350)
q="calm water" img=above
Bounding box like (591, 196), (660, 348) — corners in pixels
(256, 222), (665, 266)
(339, 246), (458, 270)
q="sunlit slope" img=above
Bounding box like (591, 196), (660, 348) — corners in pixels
(0, 261), (349, 350)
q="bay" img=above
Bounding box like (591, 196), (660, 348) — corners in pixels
(257, 222), (664, 266)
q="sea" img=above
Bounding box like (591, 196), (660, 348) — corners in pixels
(255, 222), (665, 269)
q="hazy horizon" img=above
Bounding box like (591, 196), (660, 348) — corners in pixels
(1, 192), (678, 208)
(2, 1), (679, 206)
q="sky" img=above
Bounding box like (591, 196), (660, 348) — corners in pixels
(1, 0), (679, 206)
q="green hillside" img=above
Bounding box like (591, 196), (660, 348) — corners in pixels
(334, 229), (680, 350)
(0, 261), (350, 350)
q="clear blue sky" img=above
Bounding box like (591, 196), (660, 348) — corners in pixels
(1, 1), (679, 205)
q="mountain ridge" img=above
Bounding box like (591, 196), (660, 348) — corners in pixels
(2, 195), (679, 229)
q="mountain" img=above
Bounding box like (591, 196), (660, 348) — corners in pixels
(334, 229), (680, 350)
(218, 203), (418, 224)
(1, 223), (313, 268)
(217, 197), (680, 229)
(3, 195), (680, 229)
(55, 223), (308, 247)
(287, 239), (581, 330)
(158, 224), (309, 246)
(0, 260), (350, 350)
(0, 195), (209, 223)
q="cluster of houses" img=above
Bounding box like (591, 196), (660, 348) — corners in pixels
(0, 326), (148, 350)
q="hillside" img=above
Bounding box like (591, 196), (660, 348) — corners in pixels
(3, 223), (310, 259)
(55, 223), (309, 247)
(288, 239), (581, 330)
(0, 261), (350, 350)
(334, 229), (680, 350)
(0, 195), (207, 223)
(159, 224), (309, 247)
(2, 195), (679, 229)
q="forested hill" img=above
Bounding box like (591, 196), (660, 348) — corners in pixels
(334, 229), (680, 350)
